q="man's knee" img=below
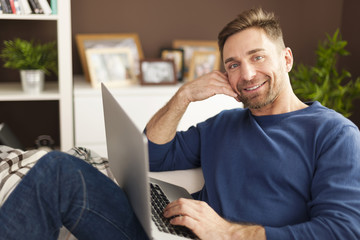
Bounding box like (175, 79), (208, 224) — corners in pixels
(37, 150), (101, 178)
(35, 151), (85, 175)
(38, 150), (71, 166)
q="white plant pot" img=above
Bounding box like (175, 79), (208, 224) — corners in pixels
(20, 69), (45, 94)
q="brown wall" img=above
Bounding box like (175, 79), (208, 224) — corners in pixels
(71, 0), (345, 74)
(71, 0), (360, 126)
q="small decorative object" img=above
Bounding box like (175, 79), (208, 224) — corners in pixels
(172, 40), (219, 78)
(20, 69), (45, 94)
(35, 135), (55, 152)
(140, 59), (177, 85)
(76, 33), (144, 83)
(0, 38), (58, 94)
(160, 48), (185, 81)
(86, 47), (136, 88)
(188, 50), (220, 82)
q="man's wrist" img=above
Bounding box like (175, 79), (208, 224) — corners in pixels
(174, 84), (192, 108)
(229, 223), (266, 240)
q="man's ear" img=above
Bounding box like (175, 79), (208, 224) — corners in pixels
(284, 47), (293, 73)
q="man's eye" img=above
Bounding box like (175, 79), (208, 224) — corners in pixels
(229, 63), (238, 69)
(254, 56), (263, 61)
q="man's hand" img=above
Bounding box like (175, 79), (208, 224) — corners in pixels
(164, 198), (266, 240)
(180, 71), (238, 104)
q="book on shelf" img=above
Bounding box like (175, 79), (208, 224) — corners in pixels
(50, 0), (56, 14)
(13, 0), (22, 14)
(0, 0), (58, 15)
(0, 0), (12, 14)
(18, 0), (32, 15)
(27, 0), (41, 14)
(9, 0), (15, 13)
(33, 0), (43, 13)
(37, 0), (51, 14)
(0, 123), (24, 150)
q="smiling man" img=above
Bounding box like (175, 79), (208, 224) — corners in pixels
(223, 27), (307, 114)
(146, 8), (360, 239)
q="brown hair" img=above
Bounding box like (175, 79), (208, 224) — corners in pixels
(218, 8), (285, 60)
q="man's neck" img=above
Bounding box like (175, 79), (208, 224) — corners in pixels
(250, 93), (308, 116)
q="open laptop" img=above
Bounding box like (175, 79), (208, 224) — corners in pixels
(101, 83), (198, 240)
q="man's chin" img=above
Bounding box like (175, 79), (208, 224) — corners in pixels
(238, 95), (260, 109)
(242, 98), (273, 110)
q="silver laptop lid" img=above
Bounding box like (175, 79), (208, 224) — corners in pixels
(101, 83), (152, 236)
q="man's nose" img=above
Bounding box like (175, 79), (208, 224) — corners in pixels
(240, 62), (256, 81)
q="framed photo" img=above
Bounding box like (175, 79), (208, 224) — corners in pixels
(76, 33), (144, 83)
(85, 48), (135, 88)
(188, 51), (220, 82)
(172, 40), (219, 78)
(140, 59), (177, 85)
(160, 48), (184, 81)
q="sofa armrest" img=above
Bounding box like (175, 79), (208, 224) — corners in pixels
(149, 168), (204, 194)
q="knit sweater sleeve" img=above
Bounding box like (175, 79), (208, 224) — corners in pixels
(265, 125), (360, 239)
(148, 125), (202, 171)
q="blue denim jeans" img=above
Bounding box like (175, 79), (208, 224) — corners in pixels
(0, 151), (149, 240)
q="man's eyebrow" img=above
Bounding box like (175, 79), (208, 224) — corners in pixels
(224, 48), (266, 64)
(224, 57), (235, 64)
(247, 48), (266, 55)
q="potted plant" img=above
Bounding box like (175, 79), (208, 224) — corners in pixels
(290, 29), (360, 118)
(0, 38), (58, 94)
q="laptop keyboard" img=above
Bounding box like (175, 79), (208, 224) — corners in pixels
(150, 183), (198, 239)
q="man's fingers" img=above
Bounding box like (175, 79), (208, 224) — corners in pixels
(164, 198), (196, 218)
(206, 71), (238, 98)
(169, 215), (198, 229)
(195, 71), (238, 98)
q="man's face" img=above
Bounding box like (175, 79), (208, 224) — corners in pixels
(223, 27), (292, 110)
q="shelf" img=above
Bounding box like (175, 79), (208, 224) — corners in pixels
(0, 14), (58, 21)
(74, 75), (182, 97)
(0, 82), (60, 101)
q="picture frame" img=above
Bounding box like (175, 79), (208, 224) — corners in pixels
(172, 40), (219, 78)
(85, 48), (135, 88)
(76, 33), (144, 83)
(188, 51), (221, 82)
(139, 59), (177, 85)
(160, 48), (184, 81)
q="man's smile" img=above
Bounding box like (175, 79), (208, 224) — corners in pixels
(243, 81), (267, 92)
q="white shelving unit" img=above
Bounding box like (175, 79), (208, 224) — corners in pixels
(0, 0), (74, 151)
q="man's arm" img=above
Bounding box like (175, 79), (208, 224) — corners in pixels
(145, 71), (238, 144)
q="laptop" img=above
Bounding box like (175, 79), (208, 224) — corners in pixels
(101, 83), (198, 240)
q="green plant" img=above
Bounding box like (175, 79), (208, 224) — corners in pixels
(290, 29), (360, 117)
(0, 38), (58, 76)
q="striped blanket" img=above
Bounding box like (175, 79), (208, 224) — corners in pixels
(0, 145), (115, 206)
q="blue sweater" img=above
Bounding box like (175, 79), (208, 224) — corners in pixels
(148, 102), (360, 239)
